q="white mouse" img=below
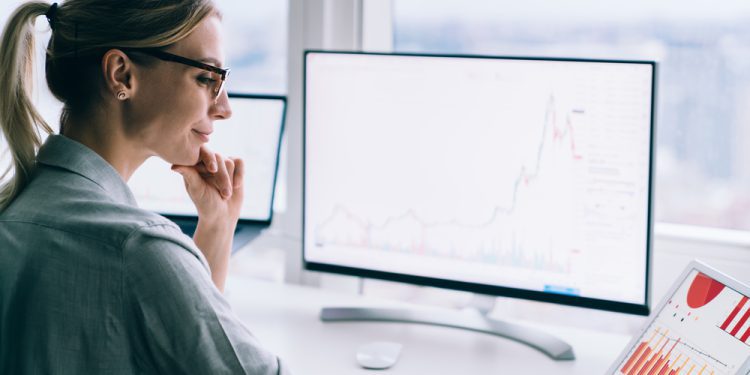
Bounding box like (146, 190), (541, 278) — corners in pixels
(355, 341), (403, 370)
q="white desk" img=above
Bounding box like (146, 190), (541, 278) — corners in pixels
(224, 276), (633, 374)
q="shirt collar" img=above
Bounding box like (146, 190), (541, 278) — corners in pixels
(36, 135), (138, 206)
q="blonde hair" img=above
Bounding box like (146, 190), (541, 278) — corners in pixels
(0, 0), (217, 210)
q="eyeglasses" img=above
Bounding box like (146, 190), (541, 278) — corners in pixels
(120, 48), (230, 100)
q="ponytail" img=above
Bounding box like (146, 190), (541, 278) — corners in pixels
(0, 2), (54, 210)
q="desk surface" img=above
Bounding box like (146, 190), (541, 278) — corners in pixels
(224, 276), (632, 374)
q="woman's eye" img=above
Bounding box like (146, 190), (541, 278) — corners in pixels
(197, 76), (216, 85)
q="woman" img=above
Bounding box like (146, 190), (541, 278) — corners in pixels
(0, 1), (287, 373)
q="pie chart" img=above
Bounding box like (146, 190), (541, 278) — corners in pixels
(686, 272), (725, 309)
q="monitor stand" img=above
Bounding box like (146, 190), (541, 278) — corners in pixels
(320, 293), (575, 360)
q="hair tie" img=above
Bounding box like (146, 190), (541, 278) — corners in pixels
(45, 3), (58, 30)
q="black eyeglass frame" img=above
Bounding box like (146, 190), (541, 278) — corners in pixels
(119, 48), (230, 99)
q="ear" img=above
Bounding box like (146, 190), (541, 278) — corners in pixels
(101, 49), (136, 100)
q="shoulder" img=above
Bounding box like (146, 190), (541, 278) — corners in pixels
(122, 222), (210, 278)
(122, 227), (283, 375)
(122, 225), (212, 316)
(3, 164), (199, 255)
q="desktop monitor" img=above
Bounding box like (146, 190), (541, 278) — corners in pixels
(303, 51), (656, 318)
(129, 93), (286, 228)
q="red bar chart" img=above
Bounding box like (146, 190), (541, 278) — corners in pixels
(615, 271), (749, 375)
(719, 296), (750, 345)
(619, 328), (718, 375)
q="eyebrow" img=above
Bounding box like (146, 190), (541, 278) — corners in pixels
(199, 57), (224, 68)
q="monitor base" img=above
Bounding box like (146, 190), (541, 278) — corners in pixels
(320, 307), (575, 360)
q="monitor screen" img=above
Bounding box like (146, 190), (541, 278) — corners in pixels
(129, 94), (286, 223)
(613, 269), (750, 374)
(304, 51), (655, 314)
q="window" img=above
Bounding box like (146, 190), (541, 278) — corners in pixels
(215, 0), (288, 212)
(393, 0), (750, 231)
(215, 0), (287, 94)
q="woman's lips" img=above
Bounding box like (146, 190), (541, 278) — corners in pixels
(192, 129), (212, 142)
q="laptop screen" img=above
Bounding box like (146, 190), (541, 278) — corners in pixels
(128, 94), (286, 223)
(613, 268), (750, 374)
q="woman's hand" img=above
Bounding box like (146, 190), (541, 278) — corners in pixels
(171, 146), (244, 223)
(171, 145), (244, 292)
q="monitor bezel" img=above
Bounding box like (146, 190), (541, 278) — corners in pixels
(164, 92), (287, 226)
(303, 50), (657, 316)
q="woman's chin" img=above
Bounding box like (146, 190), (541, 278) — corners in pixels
(161, 150), (200, 167)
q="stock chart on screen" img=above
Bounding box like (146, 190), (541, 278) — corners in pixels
(305, 53), (654, 307)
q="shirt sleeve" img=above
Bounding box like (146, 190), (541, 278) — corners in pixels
(122, 223), (289, 375)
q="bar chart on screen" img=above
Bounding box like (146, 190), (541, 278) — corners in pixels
(720, 296), (750, 345)
(617, 271), (750, 375)
(619, 327), (723, 375)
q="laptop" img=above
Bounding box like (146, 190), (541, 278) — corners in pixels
(608, 260), (750, 375)
(128, 93), (287, 252)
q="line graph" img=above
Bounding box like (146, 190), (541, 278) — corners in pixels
(305, 54), (654, 303)
(313, 95), (598, 274)
(507, 95), (585, 213)
(315, 205), (575, 273)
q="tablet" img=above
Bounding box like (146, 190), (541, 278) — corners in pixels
(608, 260), (750, 375)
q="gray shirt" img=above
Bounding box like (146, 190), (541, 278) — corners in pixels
(0, 135), (287, 374)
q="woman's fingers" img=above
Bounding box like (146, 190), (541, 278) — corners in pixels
(176, 147), (240, 202)
(224, 158), (236, 184)
(171, 165), (204, 199)
(225, 158), (244, 219)
(199, 145), (219, 173)
(213, 153), (233, 198)
(231, 158), (244, 190)
(188, 152), (236, 200)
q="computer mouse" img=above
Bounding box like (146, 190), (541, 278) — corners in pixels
(355, 341), (403, 370)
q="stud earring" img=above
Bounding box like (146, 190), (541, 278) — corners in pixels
(116, 91), (128, 100)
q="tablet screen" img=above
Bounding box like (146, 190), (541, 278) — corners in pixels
(613, 270), (750, 374)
